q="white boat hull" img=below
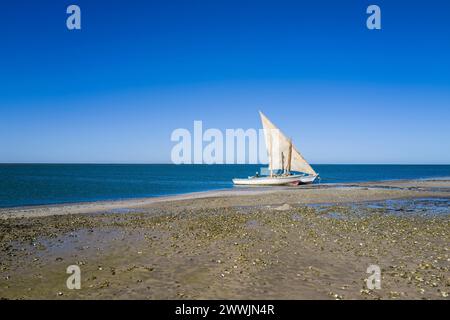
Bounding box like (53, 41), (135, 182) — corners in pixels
(232, 174), (318, 186)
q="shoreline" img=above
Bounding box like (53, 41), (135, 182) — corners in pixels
(1, 177), (450, 219)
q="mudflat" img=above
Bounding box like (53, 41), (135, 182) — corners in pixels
(0, 179), (449, 299)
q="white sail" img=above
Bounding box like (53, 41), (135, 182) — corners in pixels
(290, 145), (317, 175)
(259, 111), (317, 176)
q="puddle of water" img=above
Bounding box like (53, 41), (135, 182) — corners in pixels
(359, 198), (450, 218)
(246, 220), (260, 229)
(305, 198), (450, 218)
(383, 198), (449, 217)
(107, 208), (143, 214)
(324, 211), (345, 219)
(302, 204), (349, 220)
(34, 228), (133, 260)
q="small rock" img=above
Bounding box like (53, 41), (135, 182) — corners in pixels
(275, 204), (292, 211)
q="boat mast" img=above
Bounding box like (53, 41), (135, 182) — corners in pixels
(287, 138), (292, 175)
(268, 130), (273, 177)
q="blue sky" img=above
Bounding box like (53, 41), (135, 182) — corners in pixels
(0, 0), (449, 164)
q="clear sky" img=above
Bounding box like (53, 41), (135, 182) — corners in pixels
(0, 0), (449, 164)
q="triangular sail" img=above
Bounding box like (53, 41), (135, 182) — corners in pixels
(290, 145), (317, 175)
(259, 111), (316, 176)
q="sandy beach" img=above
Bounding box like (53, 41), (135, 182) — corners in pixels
(0, 178), (449, 300)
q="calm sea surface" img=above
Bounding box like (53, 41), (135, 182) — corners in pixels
(0, 164), (449, 208)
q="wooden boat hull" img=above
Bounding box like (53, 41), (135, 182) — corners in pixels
(232, 174), (318, 186)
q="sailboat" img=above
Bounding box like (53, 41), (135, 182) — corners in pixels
(232, 111), (319, 186)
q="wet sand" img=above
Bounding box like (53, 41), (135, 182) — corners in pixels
(0, 179), (449, 299)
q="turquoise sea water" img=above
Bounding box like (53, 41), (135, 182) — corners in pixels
(0, 164), (449, 208)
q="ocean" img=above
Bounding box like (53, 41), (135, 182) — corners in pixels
(0, 164), (449, 208)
